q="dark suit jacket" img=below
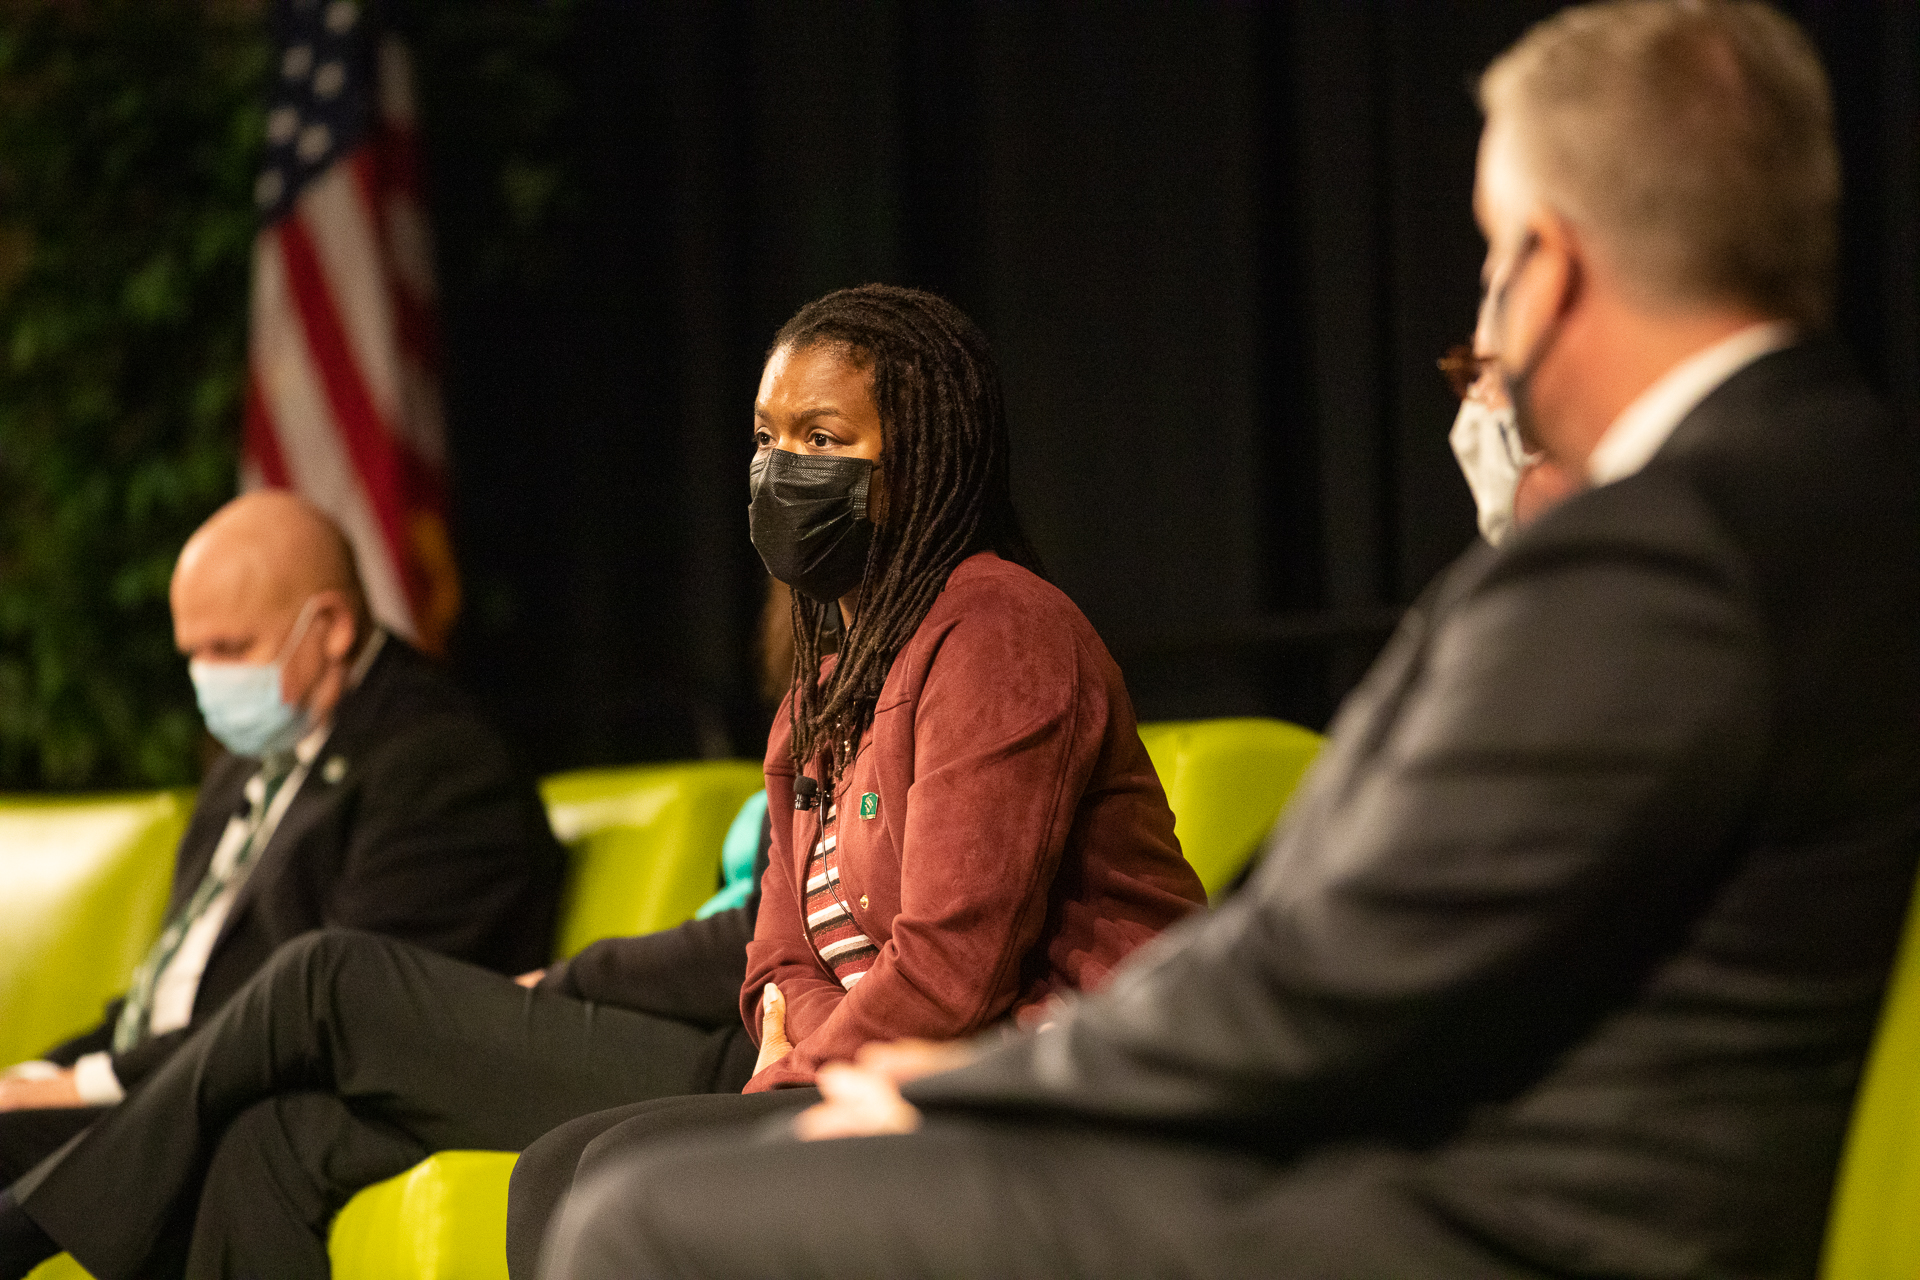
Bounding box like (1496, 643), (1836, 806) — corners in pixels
(909, 338), (1920, 1278)
(47, 635), (566, 1089)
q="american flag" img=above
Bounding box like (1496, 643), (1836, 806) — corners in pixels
(244, 0), (460, 653)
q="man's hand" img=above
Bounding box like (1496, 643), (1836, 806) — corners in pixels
(853, 1037), (979, 1083)
(792, 1062), (923, 1141)
(513, 968), (546, 989)
(0, 1067), (84, 1111)
(753, 983), (793, 1076)
(789, 1037), (980, 1142)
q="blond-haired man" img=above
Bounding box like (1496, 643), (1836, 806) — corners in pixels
(519, 6), (1920, 1277)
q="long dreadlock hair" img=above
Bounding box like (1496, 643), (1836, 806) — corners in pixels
(775, 284), (1042, 781)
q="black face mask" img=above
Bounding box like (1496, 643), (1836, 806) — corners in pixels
(748, 449), (876, 603)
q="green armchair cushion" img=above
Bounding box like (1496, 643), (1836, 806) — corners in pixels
(1819, 864), (1920, 1278)
(328, 1151), (519, 1280)
(1137, 717), (1322, 900)
(539, 760), (765, 961)
(0, 791), (190, 1068)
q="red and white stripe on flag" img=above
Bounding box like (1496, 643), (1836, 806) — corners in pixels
(243, 36), (460, 654)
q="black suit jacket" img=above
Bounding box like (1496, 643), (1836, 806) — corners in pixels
(909, 339), (1920, 1278)
(48, 636), (566, 1089)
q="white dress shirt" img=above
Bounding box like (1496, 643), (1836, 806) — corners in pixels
(1585, 322), (1797, 487)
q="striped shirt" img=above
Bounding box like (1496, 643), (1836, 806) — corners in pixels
(803, 801), (878, 988)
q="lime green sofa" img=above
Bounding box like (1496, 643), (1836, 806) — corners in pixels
(1136, 717), (1323, 901)
(0, 792), (191, 1069)
(3, 793), (191, 1280)
(16, 721), (1323, 1280)
(321, 718), (1326, 1280)
(537, 761), (767, 959)
(18, 726), (1920, 1280)
(15, 762), (763, 1280)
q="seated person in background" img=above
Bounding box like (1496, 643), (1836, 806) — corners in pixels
(0, 491), (564, 1183)
(0, 284), (1205, 1280)
(516, 574), (792, 1005)
(531, 6), (1920, 1279)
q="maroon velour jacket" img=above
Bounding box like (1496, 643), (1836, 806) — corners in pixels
(742, 552), (1206, 1091)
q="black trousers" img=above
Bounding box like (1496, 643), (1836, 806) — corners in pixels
(533, 1113), (1562, 1280)
(11, 929), (754, 1280)
(506, 1090), (818, 1278)
(0, 1107), (101, 1188)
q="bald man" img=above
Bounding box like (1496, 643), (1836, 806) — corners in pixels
(0, 492), (564, 1183)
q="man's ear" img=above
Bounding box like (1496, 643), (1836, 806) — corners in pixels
(1529, 207), (1586, 328)
(314, 589), (359, 663)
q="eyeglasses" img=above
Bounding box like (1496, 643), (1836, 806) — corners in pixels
(1437, 343), (1491, 400)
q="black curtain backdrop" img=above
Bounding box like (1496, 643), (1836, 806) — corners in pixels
(411, 1), (1918, 775)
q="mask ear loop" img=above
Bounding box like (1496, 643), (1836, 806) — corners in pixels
(1497, 414), (1540, 473)
(266, 594), (328, 723)
(1488, 230), (1572, 453)
(850, 456), (875, 522)
(271, 594), (324, 665)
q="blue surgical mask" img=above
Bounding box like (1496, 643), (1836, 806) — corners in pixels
(189, 597), (321, 759)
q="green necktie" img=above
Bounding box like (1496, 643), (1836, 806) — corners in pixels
(112, 755), (296, 1054)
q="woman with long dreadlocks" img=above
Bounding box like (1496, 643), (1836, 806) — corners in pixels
(740, 283), (1205, 1089)
(498, 284), (1205, 1272)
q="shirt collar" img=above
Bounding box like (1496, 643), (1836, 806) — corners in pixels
(1586, 321), (1797, 486)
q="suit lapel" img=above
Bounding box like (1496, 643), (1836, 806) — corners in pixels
(1329, 543), (1497, 770)
(1258, 541), (1501, 872)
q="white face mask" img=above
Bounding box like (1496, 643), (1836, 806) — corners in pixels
(1448, 397), (1533, 546)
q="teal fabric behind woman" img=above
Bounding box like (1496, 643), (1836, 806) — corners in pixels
(694, 791), (768, 920)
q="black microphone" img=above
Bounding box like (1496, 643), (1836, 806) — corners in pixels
(793, 776), (820, 811)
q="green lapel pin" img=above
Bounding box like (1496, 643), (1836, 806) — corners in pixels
(859, 792), (880, 819)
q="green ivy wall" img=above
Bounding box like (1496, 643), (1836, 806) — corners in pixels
(0, 2), (263, 789)
(0, 0), (577, 790)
